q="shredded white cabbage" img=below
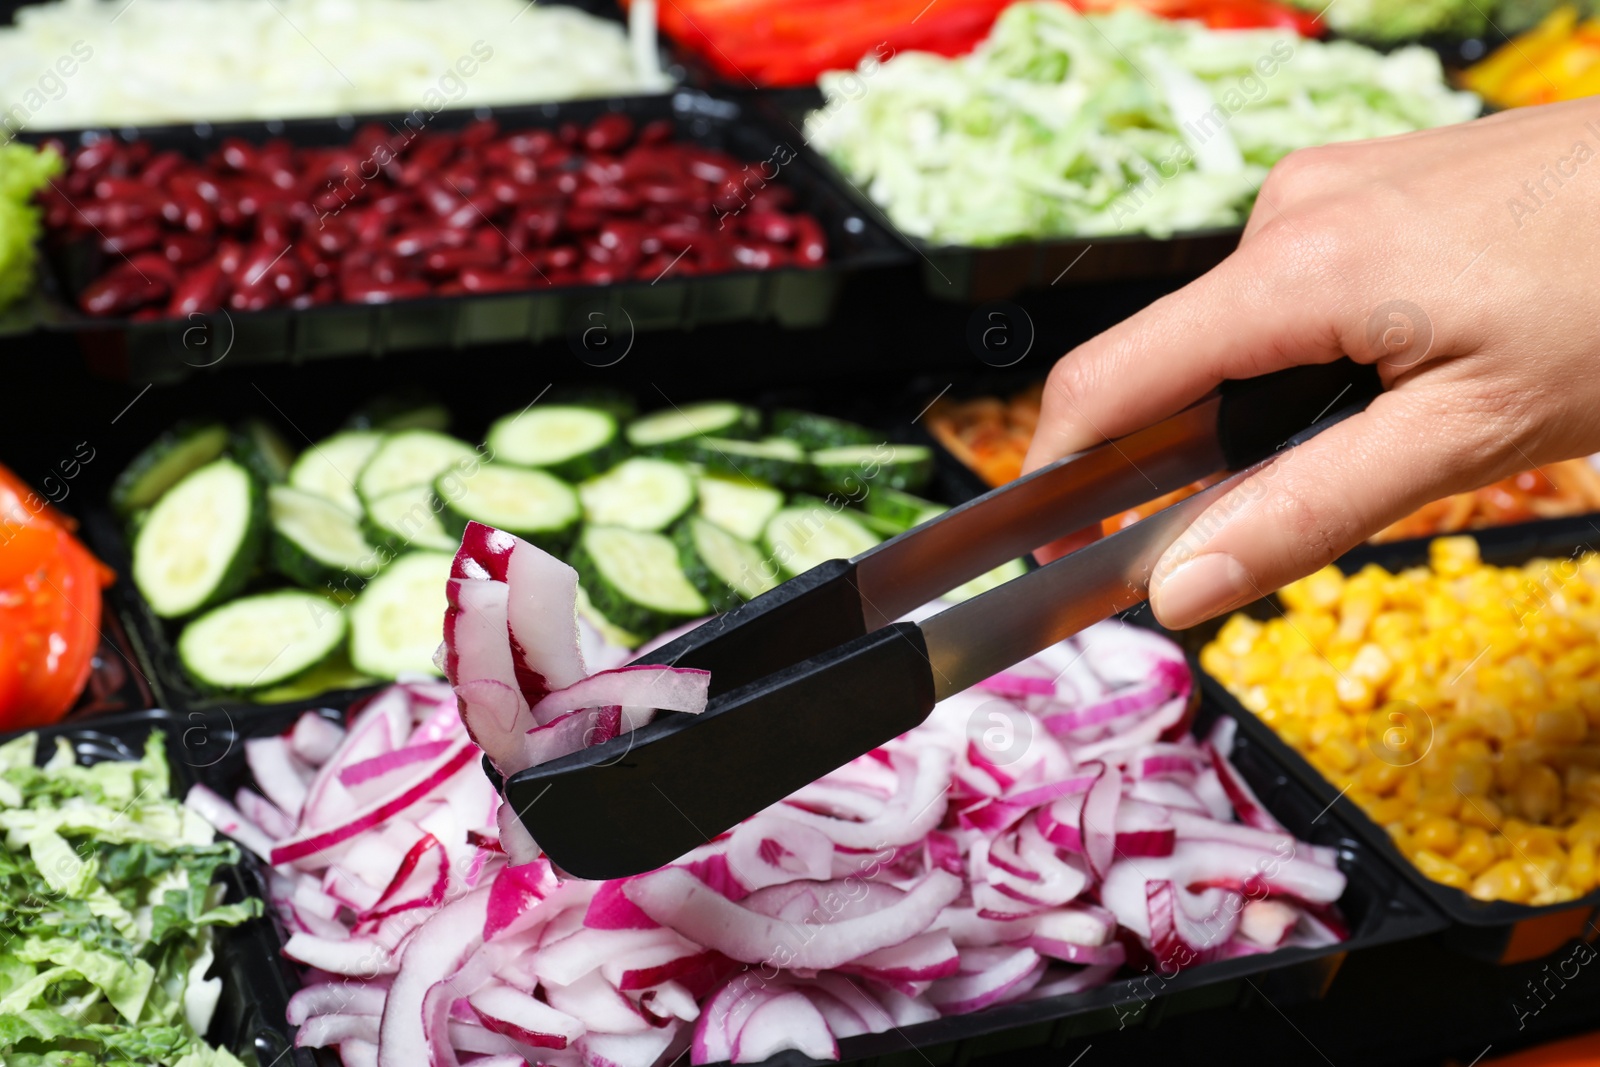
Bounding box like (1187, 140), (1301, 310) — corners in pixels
(0, 0), (672, 130)
(805, 2), (1480, 243)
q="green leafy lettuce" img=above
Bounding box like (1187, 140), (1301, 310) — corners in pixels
(0, 730), (258, 1067)
(0, 142), (60, 310)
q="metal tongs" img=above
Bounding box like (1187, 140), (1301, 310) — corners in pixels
(500, 360), (1383, 879)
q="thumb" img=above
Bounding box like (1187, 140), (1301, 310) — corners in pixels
(1147, 387), (1507, 630)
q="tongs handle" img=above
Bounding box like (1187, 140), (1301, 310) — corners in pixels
(1218, 360), (1382, 469)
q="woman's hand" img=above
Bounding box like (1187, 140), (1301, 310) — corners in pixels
(1022, 97), (1600, 629)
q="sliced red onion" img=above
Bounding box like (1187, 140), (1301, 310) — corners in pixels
(732, 990), (838, 1064)
(975, 671), (1056, 698)
(292, 712), (347, 766)
(469, 982), (585, 1050)
(544, 971), (653, 1035)
(837, 930), (960, 990)
(502, 530), (588, 696)
(1205, 741), (1289, 834)
(296, 1012), (380, 1048)
(583, 1027), (680, 1067)
(234, 787), (296, 840)
(529, 665), (711, 725)
(723, 816), (835, 891)
(244, 736), (311, 821)
(185, 784), (274, 863)
(926, 946), (1043, 1015)
(287, 981), (388, 1025)
(625, 868), (961, 971)
(377, 887), (489, 1067)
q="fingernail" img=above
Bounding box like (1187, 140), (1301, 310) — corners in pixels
(1151, 552), (1256, 630)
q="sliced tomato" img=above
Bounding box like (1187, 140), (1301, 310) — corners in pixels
(0, 522), (105, 731)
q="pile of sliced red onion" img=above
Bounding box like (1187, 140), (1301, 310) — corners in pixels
(186, 523), (1348, 1067)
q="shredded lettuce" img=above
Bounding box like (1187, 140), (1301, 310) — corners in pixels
(0, 142), (59, 311)
(805, 3), (1480, 243)
(0, 731), (259, 1067)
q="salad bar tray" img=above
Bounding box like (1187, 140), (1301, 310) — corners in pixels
(1162, 514), (1600, 962)
(28, 90), (912, 382)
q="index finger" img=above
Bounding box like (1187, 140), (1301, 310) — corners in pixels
(1019, 233), (1355, 477)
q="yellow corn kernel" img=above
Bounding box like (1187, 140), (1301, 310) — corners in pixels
(1470, 859), (1532, 903)
(1514, 764), (1564, 824)
(1534, 707), (1588, 746)
(1282, 566), (1343, 613)
(1452, 758), (1495, 798)
(1410, 849), (1472, 889)
(1358, 760), (1405, 796)
(1363, 797), (1407, 826)
(1459, 796), (1504, 829)
(1566, 838), (1597, 893)
(1418, 787), (1460, 817)
(1453, 827), (1497, 876)
(1412, 816), (1460, 855)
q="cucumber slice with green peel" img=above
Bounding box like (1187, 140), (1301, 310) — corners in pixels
(570, 525), (709, 637)
(674, 515), (778, 613)
(865, 487), (944, 529)
(251, 649), (377, 703)
(547, 385), (637, 422)
(435, 463), (581, 552)
(348, 550), (453, 679)
(856, 510), (909, 538)
(575, 584), (644, 651)
(811, 443), (934, 495)
(768, 409), (877, 450)
(231, 418), (295, 485)
(178, 589), (348, 691)
(677, 437), (811, 489)
(579, 457), (696, 532)
(625, 401), (760, 453)
(946, 558), (1030, 603)
(762, 503), (882, 578)
(269, 485), (383, 592)
(696, 473), (784, 542)
(288, 430), (384, 516)
(356, 430), (479, 502)
(132, 457), (263, 619)
(363, 484), (459, 553)
(486, 405), (624, 481)
(112, 422), (230, 516)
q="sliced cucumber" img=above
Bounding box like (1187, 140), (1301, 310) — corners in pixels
(811, 443), (934, 495)
(269, 485), (383, 591)
(132, 458), (263, 619)
(348, 550), (453, 679)
(865, 488), (944, 529)
(250, 649), (376, 704)
(857, 510), (910, 538)
(677, 437), (810, 490)
(288, 430), (384, 516)
(356, 430), (479, 502)
(436, 463), (580, 552)
(575, 584), (644, 651)
(696, 473), (785, 542)
(363, 484), (459, 553)
(112, 422), (229, 516)
(625, 401), (760, 454)
(947, 558), (1030, 603)
(674, 515), (778, 613)
(762, 502), (881, 578)
(547, 385), (637, 422)
(769, 409), (877, 450)
(232, 418), (295, 485)
(178, 589), (348, 691)
(486, 405), (624, 481)
(579, 457), (696, 532)
(570, 525), (708, 636)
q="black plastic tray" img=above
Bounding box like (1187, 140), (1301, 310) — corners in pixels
(79, 385), (988, 717)
(754, 91), (1241, 304)
(0, 707), (313, 1067)
(1160, 514), (1600, 956)
(194, 675), (1444, 1067)
(28, 90), (911, 383)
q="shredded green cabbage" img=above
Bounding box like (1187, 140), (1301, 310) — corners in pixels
(0, 142), (59, 310)
(805, 3), (1479, 244)
(0, 731), (257, 1067)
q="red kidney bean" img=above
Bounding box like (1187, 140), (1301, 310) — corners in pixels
(72, 138), (118, 174)
(573, 184), (638, 213)
(371, 256), (404, 285)
(294, 241), (334, 280)
(460, 120), (499, 148)
(267, 256), (308, 298)
(545, 245), (580, 271)
(577, 260), (618, 286)
(582, 157), (625, 186)
(639, 119), (674, 145)
(229, 286), (278, 312)
(583, 114), (634, 153)
(257, 204), (293, 246)
(163, 234), (213, 265)
(744, 212), (795, 245)
(636, 179), (692, 206)
(233, 242), (282, 288)
(563, 208), (602, 235)
(123, 252), (180, 289)
(312, 279), (338, 303)
(424, 246), (501, 275)
(387, 224), (470, 257)
(80, 269), (166, 315)
(219, 138), (259, 173)
(458, 267), (528, 293)
(215, 239), (245, 276)
(167, 259), (229, 316)
(343, 276), (431, 303)
(163, 190), (216, 235)
(732, 242), (789, 270)
(140, 150), (188, 188)
(443, 196), (497, 231)
(102, 224), (163, 255)
(792, 216), (827, 264)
